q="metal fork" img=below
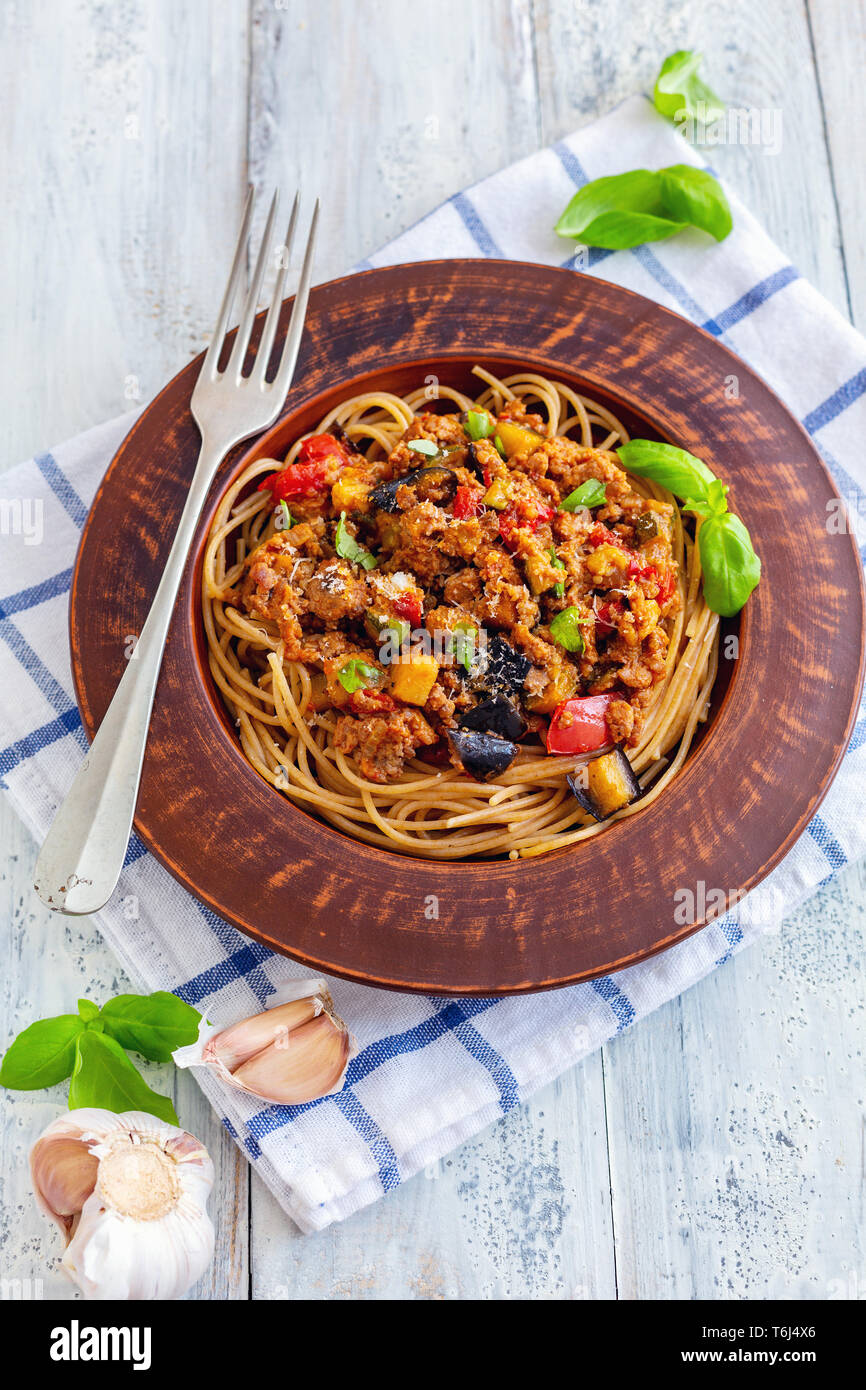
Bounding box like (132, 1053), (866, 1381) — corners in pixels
(34, 187), (319, 915)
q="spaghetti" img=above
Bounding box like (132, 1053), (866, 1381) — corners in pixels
(201, 367), (720, 859)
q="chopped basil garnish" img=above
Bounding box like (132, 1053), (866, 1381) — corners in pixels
(549, 545), (566, 598)
(335, 511), (378, 570)
(451, 620), (478, 673)
(560, 479), (607, 511)
(279, 499), (293, 531)
(548, 606), (585, 654)
(465, 410), (495, 441)
(337, 658), (382, 694)
(407, 438), (439, 457)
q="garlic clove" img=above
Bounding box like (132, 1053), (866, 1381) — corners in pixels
(30, 1109), (215, 1301)
(232, 1012), (351, 1105)
(31, 1134), (99, 1237)
(204, 994), (321, 1072)
(173, 978), (355, 1104)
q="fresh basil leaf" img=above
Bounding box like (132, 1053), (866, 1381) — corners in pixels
(554, 164), (732, 250)
(465, 410), (494, 441)
(337, 658), (382, 694)
(654, 50), (724, 125)
(335, 512), (378, 571)
(68, 1029), (178, 1125)
(697, 513), (762, 616)
(617, 440), (717, 501)
(407, 438), (439, 457)
(659, 165), (732, 242)
(561, 479), (607, 511)
(555, 170), (686, 249)
(548, 606), (585, 654)
(77, 998), (99, 1022)
(0, 1014), (84, 1090)
(100, 992), (201, 1064)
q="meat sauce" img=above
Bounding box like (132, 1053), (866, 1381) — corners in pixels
(235, 406), (680, 782)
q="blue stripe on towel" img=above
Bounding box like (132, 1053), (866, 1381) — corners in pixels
(0, 567), (73, 620)
(333, 1089), (401, 1191)
(34, 452), (88, 528)
(703, 265), (799, 335)
(0, 706), (85, 779)
(803, 367), (866, 435)
(808, 815), (847, 870)
(451, 192), (506, 258)
(591, 976), (636, 1032)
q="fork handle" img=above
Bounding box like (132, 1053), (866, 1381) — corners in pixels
(34, 438), (225, 915)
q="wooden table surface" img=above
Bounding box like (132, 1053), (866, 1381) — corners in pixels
(1, 0), (864, 1300)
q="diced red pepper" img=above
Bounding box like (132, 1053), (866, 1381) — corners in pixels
(297, 434), (351, 466)
(498, 499), (555, 551)
(453, 484), (484, 520)
(349, 689), (395, 715)
(587, 523), (632, 553)
(546, 693), (617, 756)
(656, 569), (676, 605)
(256, 433), (349, 500)
(392, 592), (423, 629)
(595, 599), (623, 636)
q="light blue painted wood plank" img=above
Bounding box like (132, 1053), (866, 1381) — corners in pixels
(603, 859), (866, 1298)
(250, 1058), (616, 1300)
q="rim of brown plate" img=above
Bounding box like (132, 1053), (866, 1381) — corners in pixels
(69, 259), (866, 995)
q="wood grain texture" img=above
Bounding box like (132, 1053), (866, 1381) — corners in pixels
(1, 0), (864, 1300)
(68, 265), (865, 993)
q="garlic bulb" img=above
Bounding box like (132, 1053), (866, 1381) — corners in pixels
(31, 1109), (214, 1300)
(173, 978), (353, 1105)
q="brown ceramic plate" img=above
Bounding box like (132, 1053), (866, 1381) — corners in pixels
(70, 260), (865, 995)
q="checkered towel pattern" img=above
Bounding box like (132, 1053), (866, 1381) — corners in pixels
(1, 96), (864, 1232)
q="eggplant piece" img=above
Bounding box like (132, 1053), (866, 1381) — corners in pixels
(465, 442), (486, 480)
(447, 728), (518, 782)
(566, 745), (642, 822)
(476, 632), (531, 696)
(368, 465), (458, 513)
(459, 695), (526, 742)
(330, 423), (364, 457)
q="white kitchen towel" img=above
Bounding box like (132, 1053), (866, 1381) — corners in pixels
(1, 95), (864, 1233)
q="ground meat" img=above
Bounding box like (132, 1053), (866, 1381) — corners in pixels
(424, 680), (457, 726)
(239, 533), (316, 657)
(442, 567), (482, 608)
(305, 558), (369, 624)
(606, 697), (636, 745)
(234, 405), (682, 780)
(334, 707), (437, 782)
(389, 500), (454, 582)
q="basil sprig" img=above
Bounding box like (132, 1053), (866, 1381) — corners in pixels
(555, 164), (732, 251)
(335, 511), (378, 570)
(561, 479), (607, 511)
(654, 50), (724, 125)
(0, 991), (201, 1124)
(617, 441), (761, 616)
